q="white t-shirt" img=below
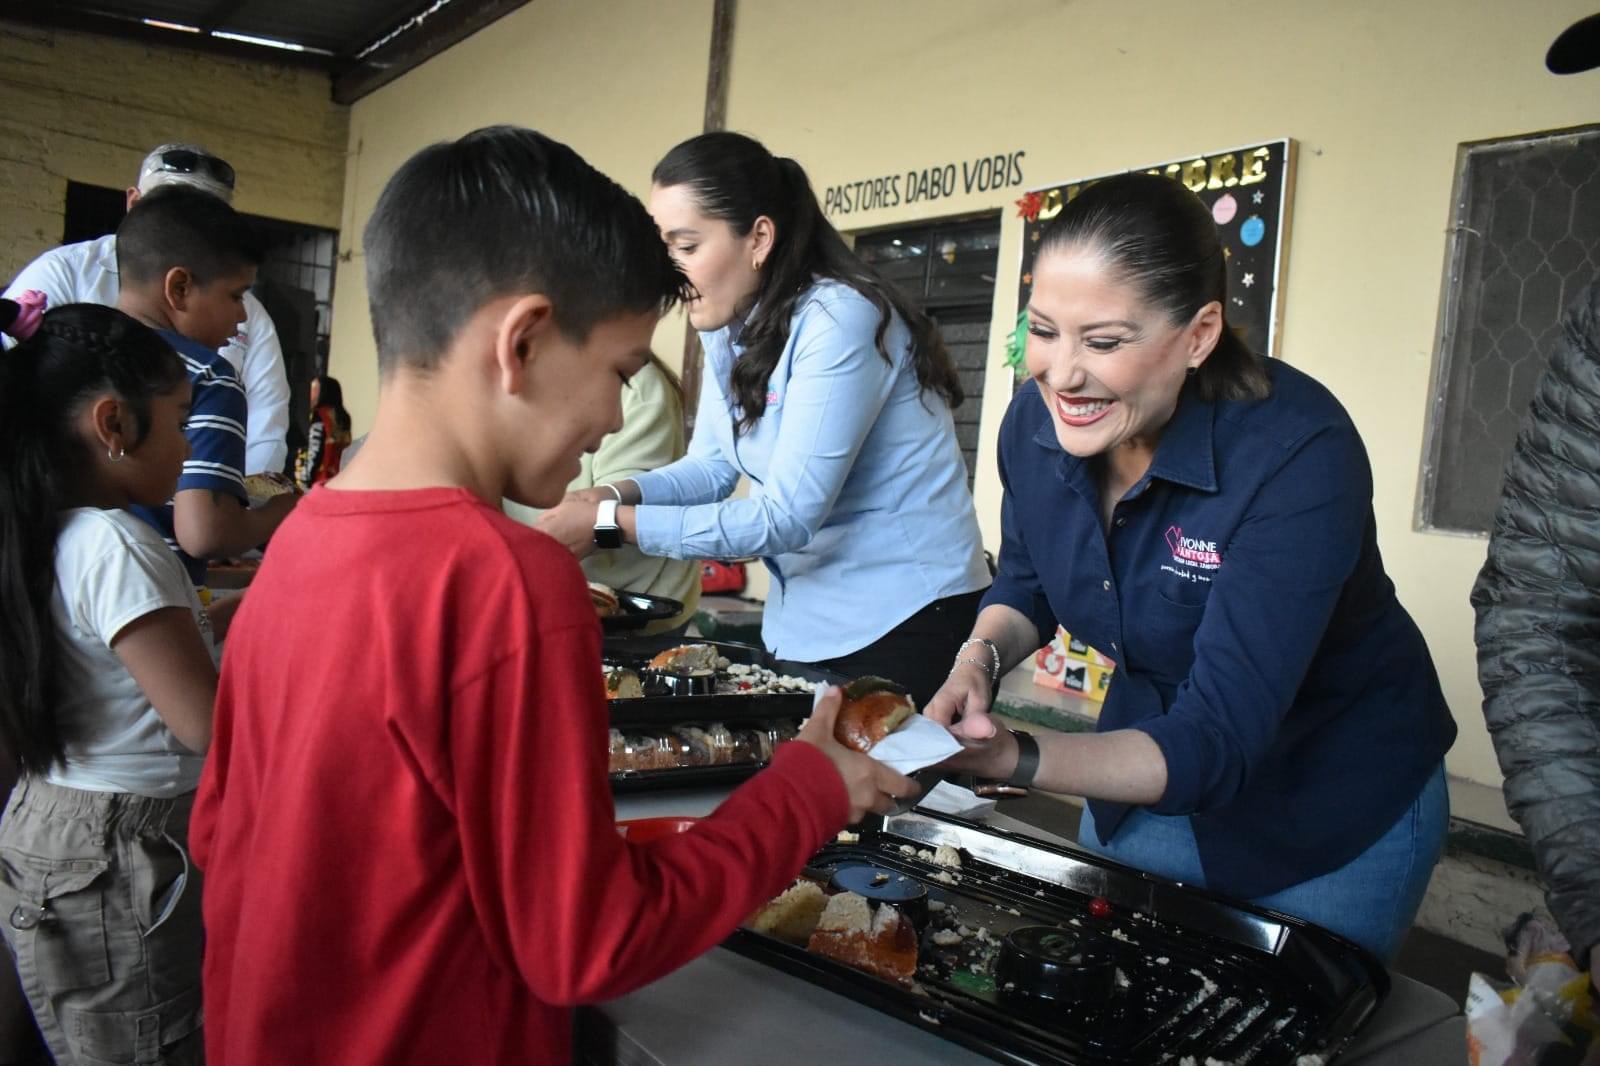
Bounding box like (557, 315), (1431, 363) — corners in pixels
(47, 508), (213, 797)
(4, 234), (291, 474)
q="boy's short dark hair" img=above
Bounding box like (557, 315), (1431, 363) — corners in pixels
(116, 185), (262, 287)
(362, 125), (689, 373)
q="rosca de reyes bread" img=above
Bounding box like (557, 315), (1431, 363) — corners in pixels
(833, 677), (916, 753)
(243, 473), (295, 502)
(588, 582), (621, 618)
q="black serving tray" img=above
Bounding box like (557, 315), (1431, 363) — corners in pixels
(604, 637), (824, 727)
(610, 764), (775, 794)
(605, 637), (838, 793)
(600, 589), (684, 632)
(724, 809), (1387, 1065)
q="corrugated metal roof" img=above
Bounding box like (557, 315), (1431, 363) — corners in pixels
(3, 0), (531, 102)
(43, 0), (417, 56)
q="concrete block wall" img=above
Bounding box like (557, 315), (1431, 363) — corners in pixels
(0, 20), (348, 283)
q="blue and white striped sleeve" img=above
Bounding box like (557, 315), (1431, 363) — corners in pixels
(179, 363), (248, 502)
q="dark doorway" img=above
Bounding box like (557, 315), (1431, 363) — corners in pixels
(855, 214), (1001, 488)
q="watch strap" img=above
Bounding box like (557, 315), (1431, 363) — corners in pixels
(593, 498), (622, 549)
(1007, 729), (1040, 789)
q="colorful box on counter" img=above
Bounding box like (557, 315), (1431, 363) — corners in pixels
(1032, 627), (1115, 702)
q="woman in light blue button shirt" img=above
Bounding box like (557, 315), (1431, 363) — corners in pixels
(538, 132), (990, 707)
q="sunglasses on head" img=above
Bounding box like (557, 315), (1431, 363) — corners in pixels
(155, 149), (236, 190)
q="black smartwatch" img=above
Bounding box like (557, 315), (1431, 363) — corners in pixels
(593, 498), (623, 549)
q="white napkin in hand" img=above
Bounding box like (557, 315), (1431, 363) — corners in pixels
(809, 684), (963, 775)
(868, 715), (964, 774)
(917, 779), (998, 819)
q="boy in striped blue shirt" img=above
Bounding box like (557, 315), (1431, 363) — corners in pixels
(116, 186), (297, 586)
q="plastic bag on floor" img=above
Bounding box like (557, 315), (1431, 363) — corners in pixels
(1467, 914), (1600, 1066)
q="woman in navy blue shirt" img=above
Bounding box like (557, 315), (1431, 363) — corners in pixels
(927, 173), (1455, 962)
(539, 133), (990, 707)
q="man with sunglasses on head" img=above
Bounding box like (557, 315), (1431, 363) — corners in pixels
(4, 144), (291, 476)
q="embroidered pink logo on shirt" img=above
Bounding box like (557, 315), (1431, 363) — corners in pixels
(1165, 526), (1222, 569)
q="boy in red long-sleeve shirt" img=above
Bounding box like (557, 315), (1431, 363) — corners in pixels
(189, 126), (914, 1065)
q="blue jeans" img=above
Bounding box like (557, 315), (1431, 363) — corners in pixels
(1076, 764), (1448, 964)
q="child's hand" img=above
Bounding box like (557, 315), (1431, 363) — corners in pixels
(798, 686), (919, 823)
(205, 589), (246, 644)
(534, 499), (599, 559)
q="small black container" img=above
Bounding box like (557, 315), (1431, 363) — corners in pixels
(996, 925), (1117, 1004)
(829, 863), (930, 930)
(641, 670), (717, 697)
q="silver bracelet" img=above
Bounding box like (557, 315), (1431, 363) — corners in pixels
(951, 655), (997, 687)
(957, 637), (1001, 684)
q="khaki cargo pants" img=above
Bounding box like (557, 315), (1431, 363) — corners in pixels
(0, 779), (203, 1064)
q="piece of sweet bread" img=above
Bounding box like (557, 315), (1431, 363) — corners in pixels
(834, 677), (916, 753)
(646, 643), (720, 674)
(243, 472), (296, 504)
(806, 891), (918, 985)
(588, 582), (621, 618)
(672, 723), (736, 765)
(604, 667), (644, 700)
(613, 732), (688, 772)
(746, 880), (828, 946)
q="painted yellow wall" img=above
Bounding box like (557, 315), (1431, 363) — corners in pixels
(0, 21), (348, 282)
(719, 0), (1597, 786)
(327, 0), (712, 436)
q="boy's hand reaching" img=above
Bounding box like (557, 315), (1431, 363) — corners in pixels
(534, 499), (599, 559)
(798, 686), (919, 823)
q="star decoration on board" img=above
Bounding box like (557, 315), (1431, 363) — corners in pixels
(1242, 273), (1255, 287)
(1252, 190), (1265, 204)
(1223, 247), (1232, 259)
(1015, 191), (1044, 221)
(1031, 230), (1041, 242)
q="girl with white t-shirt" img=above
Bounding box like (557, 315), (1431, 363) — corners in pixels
(0, 304), (217, 1065)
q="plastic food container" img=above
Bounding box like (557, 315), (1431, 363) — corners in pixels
(616, 816), (699, 843)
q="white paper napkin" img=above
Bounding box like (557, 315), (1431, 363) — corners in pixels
(916, 779), (998, 819)
(810, 685), (963, 775)
(868, 715), (965, 774)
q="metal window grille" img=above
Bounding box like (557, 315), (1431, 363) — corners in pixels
(1421, 124), (1600, 533)
(254, 224), (339, 361)
(855, 215), (1001, 488)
